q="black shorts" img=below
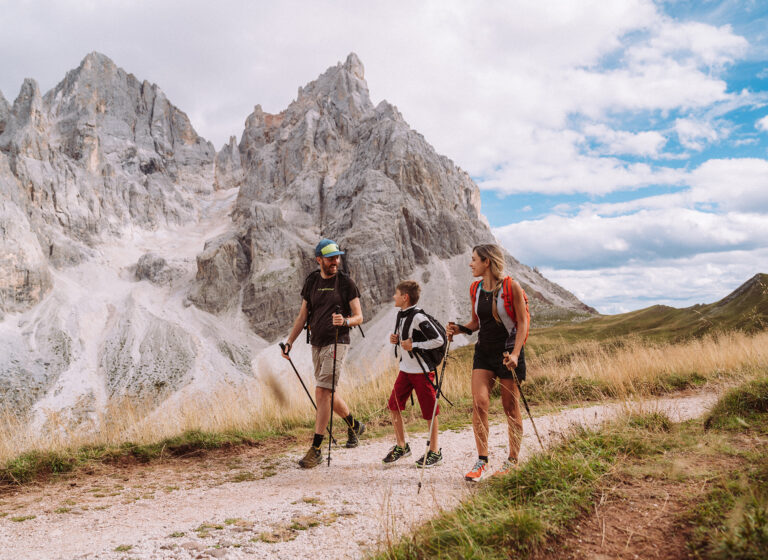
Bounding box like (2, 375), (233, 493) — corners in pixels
(472, 343), (526, 381)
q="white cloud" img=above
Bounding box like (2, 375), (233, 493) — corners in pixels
(674, 118), (721, 150)
(494, 207), (768, 269)
(757, 115), (768, 132)
(540, 249), (768, 313)
(584, 124), (667, 157)
(688, 158), (768, 212)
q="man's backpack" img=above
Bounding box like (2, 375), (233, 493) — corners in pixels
(394, 308), (448, 372)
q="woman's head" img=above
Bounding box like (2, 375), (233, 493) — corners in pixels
(471, 244), (505, 281)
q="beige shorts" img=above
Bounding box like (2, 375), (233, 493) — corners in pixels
(312, 344), (349, 390)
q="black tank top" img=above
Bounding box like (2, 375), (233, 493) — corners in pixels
(477, 288), (508, 347)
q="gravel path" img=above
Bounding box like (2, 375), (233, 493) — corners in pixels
(0, 392), (718, 559)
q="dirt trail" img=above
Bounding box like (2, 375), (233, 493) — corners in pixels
(0, 392), (719, 559)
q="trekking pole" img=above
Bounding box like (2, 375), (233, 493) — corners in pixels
(504, 352), (545, 451)
(418, 338), (451, 494)
(279, 343), (338, 445)
(328, 305), (341, 467)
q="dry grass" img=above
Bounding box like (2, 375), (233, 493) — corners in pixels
(1, 330), (767, 475)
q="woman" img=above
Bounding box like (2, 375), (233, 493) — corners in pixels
(447, 244), (530, 481)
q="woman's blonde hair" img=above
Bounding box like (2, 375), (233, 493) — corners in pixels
(473, 244), (505, 283)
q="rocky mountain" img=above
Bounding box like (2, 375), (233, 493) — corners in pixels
(191, 53), (593, 341)
(0, 52), (593, 423)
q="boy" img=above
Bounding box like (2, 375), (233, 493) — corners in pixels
(383, 280), (444, 468)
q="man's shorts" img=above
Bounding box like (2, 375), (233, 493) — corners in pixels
(472, 343), (526, 381)
(388, 371), (439, 420)
(311, 344), (349, 390)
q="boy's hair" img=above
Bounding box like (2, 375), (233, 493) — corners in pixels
(396, 280), (420, 306)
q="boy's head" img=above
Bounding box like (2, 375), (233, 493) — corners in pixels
(394, 280), (420, 308)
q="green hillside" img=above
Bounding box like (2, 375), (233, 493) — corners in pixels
(529, 273), (768, 353)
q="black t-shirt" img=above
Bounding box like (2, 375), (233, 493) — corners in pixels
(477, 288), (508, 347)
(301, 273), (360, 347)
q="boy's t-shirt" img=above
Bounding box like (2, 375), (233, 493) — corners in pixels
(302, 273), (360, 347)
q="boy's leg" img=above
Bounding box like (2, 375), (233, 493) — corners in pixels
(390, 408), (406, 448)
(428, 415), (439, 453)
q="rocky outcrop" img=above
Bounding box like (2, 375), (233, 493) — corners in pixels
(0, 52), (215, 305)
(196, 53), (590, 339)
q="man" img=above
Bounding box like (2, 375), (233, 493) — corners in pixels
(281, 239), (366, 468)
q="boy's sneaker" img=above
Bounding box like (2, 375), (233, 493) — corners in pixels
(464, 459), (490, 482)
(493, 457), (518, 477)
(298, 446), (322, 469)
(415, 449), (443, 468)
(345, 421), (366, 448)
(382, 443), (412, 465)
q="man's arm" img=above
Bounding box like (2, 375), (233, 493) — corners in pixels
(284, 300), (309, 350)
(333, 297), (363, 327)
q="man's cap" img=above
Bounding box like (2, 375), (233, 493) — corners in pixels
(315, 239), (345, 258)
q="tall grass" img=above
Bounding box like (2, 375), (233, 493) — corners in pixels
(1, 330), (767, 482)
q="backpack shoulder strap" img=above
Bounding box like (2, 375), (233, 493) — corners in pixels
(470, 280), (482, 322)
(400, 307), (420, 341)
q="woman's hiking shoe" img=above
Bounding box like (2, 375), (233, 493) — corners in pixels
(415, 449), (443, 468)
(493, 457), (518, 477)
(298, 446), (322, 469)
(382, 443), (412, 465)
(464, 459), (490, 482)
(345, 421), (366, 448)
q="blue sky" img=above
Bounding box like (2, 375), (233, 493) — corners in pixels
(1, 0), (767, 313)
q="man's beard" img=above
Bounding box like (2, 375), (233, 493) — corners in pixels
(321, 261), (338, 276)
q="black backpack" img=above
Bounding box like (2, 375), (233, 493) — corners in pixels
(395, 308), (448, 372)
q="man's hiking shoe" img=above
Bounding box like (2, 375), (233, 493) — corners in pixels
(415, 449), (443, 469)
(345, 421), (365, 448)
(493, 457), (518, 477)
(382, 443), (411, 465)
(464, 459), (490, 482)
(298, 446), (322, 469)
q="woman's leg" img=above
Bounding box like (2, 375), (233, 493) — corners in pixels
(499, 377), (523, 460)
(471, 369), (495, 457)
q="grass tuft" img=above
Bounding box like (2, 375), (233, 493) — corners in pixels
(704, 377), (768, 430)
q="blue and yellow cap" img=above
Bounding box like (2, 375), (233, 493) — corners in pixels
(315, 239), (345, 258)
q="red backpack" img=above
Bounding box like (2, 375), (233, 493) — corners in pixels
(470, 276), (530, 344)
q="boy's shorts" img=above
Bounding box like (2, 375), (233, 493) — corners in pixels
(311, 343), (349, 390)
(388, 371), (439, 420)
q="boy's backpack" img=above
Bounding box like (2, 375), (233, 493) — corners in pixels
(470, 275), (530, 344)
(394, 308), (448, 372)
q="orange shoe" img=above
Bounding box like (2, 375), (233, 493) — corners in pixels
(464, 459), (490, 482)
(493, 457), (518, 476)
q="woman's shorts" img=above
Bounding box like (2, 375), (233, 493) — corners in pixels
(472, 343), (526, 381)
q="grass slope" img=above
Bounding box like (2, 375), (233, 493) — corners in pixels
(531, 273), (768, 351)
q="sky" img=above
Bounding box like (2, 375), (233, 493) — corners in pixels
(1, 0), (767, 314)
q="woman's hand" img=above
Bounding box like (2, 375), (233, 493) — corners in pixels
(503, 351), (518, 370)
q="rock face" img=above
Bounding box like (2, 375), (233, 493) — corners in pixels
(194, 53), (592, 340)
(0, 52), (220, 414)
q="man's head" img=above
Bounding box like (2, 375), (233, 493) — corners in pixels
(394, 280), (420, 309)
(315, 239), (344, 277)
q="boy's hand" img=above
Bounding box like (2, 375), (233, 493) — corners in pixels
(401, 338), (413, 351)
(390, 333), (399, 345)
(503, 351), (518, 370)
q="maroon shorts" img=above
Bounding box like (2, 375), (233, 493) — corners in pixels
(388, 371), (439, 420)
